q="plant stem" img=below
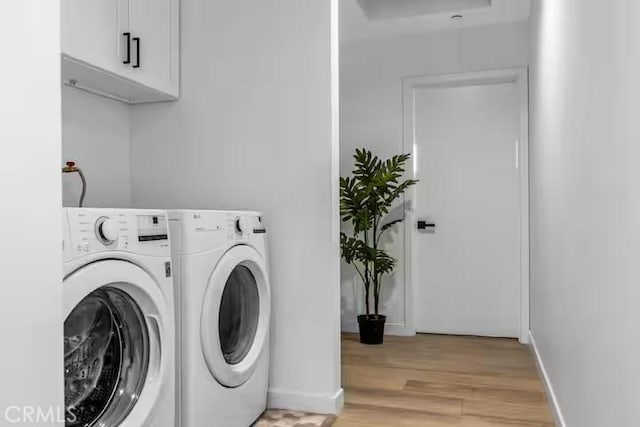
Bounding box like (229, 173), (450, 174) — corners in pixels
(365, 286), (370, 317)
(375, 272), (382, 316)
(372, 208), (379, 315)
(352, 263), (366, 288)
(362, 229), (371, 316)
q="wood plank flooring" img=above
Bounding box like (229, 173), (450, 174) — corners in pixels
(335, 334), (554, 427)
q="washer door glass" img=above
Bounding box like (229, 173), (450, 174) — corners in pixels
(64, 287), (149, 426)
(218, 265), (260, 365)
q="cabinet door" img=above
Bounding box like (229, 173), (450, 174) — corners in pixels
(127, 0), (179, 97)
(62, 0), (129, 74)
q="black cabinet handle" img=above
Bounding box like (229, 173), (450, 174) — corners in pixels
(122, 32), (131, 64)
(132, 37), (140, 68)
(417, 220), (435, 230)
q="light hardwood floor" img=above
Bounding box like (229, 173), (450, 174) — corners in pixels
(335, 334), (554, 427)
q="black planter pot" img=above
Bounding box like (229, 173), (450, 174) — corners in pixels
(357, 314), (386, 345)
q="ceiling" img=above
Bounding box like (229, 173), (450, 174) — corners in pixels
(340, 0), (531, 43)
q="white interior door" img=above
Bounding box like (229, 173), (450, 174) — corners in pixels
(410, 77), (523, 338)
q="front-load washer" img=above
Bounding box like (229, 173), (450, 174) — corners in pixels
(169, 210), (270, 427)
(62, 208), (175, 427)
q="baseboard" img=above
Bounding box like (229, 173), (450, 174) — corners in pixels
(384, 322), (415, 336)
(341, 321), (358, 334)
(267, 387), (344, 415)
(341, 321), (415, 336)
(528, 331), (567, 427)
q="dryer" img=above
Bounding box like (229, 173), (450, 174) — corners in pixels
(169, 210), (270, 427)
(62, 208), (175, 427)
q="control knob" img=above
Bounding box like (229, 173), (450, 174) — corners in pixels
(234, 216), (252, 234)
(96, 217), (118, 245)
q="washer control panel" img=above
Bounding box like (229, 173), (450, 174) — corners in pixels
(172, 210), (266, 255)
(64, 209), (170, 259)
(226, 213), (263, 240)
(136, 214), (169, 242)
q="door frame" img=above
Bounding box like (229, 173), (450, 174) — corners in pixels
(402, 67), (530, 343)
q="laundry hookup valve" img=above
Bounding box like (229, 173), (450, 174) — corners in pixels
(62, 160), (87, 207)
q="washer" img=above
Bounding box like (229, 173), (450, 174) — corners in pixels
(169, 210), (270, 427)
(62, 208), (175, 427)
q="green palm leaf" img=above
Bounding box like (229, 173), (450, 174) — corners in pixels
(339, 148), (418, 316)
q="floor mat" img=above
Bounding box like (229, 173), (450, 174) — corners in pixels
(254, 409), (336, 427)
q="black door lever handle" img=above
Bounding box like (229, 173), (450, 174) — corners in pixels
(417, 220), (435, 230)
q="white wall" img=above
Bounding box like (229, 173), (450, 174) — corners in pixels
(62, 85), (131, 208)
(529, 1), (640, 426)
(130, 0), (342, 414)
(340, 22), (529, 334)
(0, 1), (64, 425)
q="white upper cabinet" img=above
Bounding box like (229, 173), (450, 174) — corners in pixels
(61, 0), (127, 73)
(126, 0), (177, 95)
(62, 0), (179, 104)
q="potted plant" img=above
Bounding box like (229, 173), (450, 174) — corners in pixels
(340, 148), (418, 344)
